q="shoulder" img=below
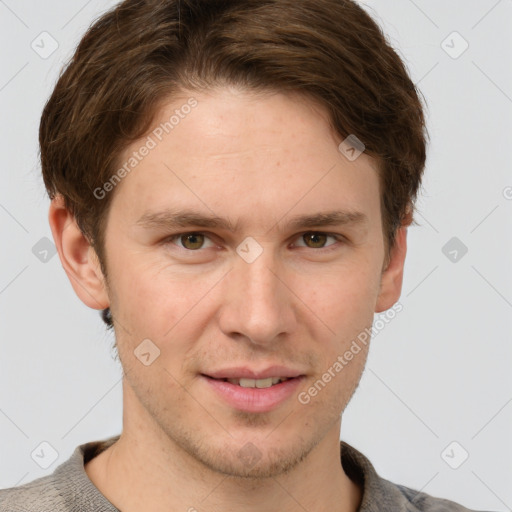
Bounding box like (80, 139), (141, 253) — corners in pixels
(340, 441), (493, 512)
(393, 482), (487, 512)
(0, 471), (67, 512)
(0, 436), (120, 512)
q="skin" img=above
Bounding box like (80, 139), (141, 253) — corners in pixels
(49, 86), (408, 512)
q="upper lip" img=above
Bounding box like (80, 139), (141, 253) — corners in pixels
(204, 366), (305, 380)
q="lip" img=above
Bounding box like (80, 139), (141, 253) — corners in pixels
(204, 366), (304, 380)
(201, 373), (306, 413)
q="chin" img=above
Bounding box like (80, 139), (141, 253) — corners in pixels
(191, 440), (314, 479)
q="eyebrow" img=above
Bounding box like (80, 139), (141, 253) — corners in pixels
(135, 208), (368, 233)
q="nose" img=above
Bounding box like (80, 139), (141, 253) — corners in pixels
(217, 244), (297, 347)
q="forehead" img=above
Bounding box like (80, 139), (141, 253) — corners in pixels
(107, 87), (382, 230)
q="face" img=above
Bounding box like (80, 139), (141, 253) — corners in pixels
(81, 87), (404, 478)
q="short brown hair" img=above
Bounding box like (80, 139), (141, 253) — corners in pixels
(40, 0), (428, 330)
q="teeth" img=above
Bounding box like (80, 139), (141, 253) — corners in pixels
(226, 377), (289, 388)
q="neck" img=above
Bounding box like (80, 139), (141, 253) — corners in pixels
(85, 382), (361, 512)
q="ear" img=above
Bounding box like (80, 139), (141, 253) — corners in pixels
(375, 225), (408, 313)
(48, 195), (109, 310)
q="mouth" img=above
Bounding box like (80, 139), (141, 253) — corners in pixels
(200, 370), (306, 413)
(206, 376), (293, 388)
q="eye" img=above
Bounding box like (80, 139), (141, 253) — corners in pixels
(165, 232), (216, 251)
(162, 231), (343, 252)
(294, 232), (342, 250)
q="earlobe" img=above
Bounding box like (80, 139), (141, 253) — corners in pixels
(48, 195), (109, 310)
(375, 226), (408, 313)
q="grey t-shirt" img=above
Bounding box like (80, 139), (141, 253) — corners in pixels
(0, 435), (486, 511)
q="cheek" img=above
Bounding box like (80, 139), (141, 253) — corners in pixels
(289, 259), (380, 392)
(108, 257), (227, 361)
(297, 339), (369, 420)
(293, 260), (381, 333)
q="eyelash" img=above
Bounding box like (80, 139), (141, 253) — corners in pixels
(162, 231), (345, 252)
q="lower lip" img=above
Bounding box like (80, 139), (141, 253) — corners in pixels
(201, 375), (305, 413)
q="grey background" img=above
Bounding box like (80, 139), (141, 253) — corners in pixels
(0, 0), (511, 509)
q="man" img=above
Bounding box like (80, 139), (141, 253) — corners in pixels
(0, 0), (487, 510)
